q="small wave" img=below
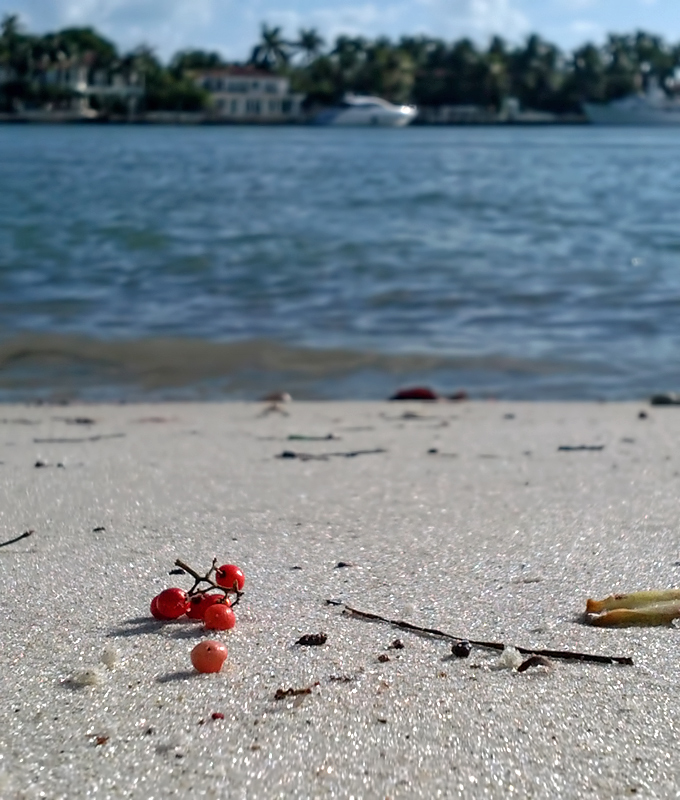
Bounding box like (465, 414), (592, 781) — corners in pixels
(0, 333), (585, 402)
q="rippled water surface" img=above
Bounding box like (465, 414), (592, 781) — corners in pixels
(1, 124), (679, 400)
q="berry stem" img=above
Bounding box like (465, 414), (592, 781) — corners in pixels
(174, 558), (244, 606)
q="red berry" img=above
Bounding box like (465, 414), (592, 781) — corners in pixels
(191, 640), (228, 673)
(154, 588), (189, 619)
(215, 564), (245, 592)
(390, 386), (440, 401)
(186, 593), (224, 620)
(150, 596), (170, 620)
(204, 603), (236, 631)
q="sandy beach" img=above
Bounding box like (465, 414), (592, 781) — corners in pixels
(2, 400), (680, 798)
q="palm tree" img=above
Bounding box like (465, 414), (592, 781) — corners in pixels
(508, 34), (565, 111)
(358, 39), (415, 103)
(331, 35), (366, 72)
(295, 28), (324, 64)
(1, 13), (20, 39)
(0, 13), (35, 81)
(250, 24), (290, 70)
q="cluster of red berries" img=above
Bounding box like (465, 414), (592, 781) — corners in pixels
(151, 559), (245, 673)
(150, 559), (245, 633)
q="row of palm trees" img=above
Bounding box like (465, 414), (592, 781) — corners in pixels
(253, 24), (680, 113)
(3, 13), (680, 115)
(250, 24), (324, 69)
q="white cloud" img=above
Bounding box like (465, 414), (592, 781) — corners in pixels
(569, 19), (601, 36)
(11, 0), (680, 62)
(264, 3), (412, 43)
(413, 0), (531, 42)
(43, 0), (234, 56)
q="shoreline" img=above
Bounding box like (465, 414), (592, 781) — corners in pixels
(2, 400), (680, 797)
(0, 112), (588, 126)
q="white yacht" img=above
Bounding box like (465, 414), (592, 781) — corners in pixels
(584, 80), (680, 125)
(313, 94), (417, 127)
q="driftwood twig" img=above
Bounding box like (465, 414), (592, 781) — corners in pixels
(0, 529), (34, 548)
(327, 600), (633, 666)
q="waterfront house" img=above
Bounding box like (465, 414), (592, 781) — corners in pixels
(193, 66), (304, 123)
(0, 52), (144, 119)
(41, 56), (144, 116)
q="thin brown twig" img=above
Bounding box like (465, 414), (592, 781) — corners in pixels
(327, 600), (633, 666)
(174, 558), (244, 607)
(0, 530), (34, 549)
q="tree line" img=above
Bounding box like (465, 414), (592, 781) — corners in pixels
(2, 13), (680, 114)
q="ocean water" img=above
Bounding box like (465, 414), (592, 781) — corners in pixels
(0, 123), (679, 402)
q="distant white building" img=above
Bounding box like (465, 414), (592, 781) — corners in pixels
(1, 55), (144, 118)
(194, 67), (304, 123)
(44, 58), (143, 115)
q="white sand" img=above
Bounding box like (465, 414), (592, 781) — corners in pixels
(1, 400), (680, 798)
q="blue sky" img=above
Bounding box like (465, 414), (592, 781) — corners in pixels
(4, 0), (680, 61)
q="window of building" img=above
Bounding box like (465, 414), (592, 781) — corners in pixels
(265, 82), (279, 94)
(281, 100), (292, 114)
(269, 100), (279, 113)
(227, 82), (248, 93)
(246, 99), (261, 114)
(230, 99), (239, 114)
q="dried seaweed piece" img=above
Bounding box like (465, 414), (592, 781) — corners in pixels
(33, 433), (124, 443)
(558, 445), (604, 451)
(274, 686), (314, 700)
(296, 633), (327, 646)
(278, 450), (328, 461)
(287, 434), (339, 441)
(588, 603), (680, 627)
(277, 449), (385, 461)
(586, 589), (680, 614)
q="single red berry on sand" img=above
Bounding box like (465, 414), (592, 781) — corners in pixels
(215, 564), (245, 592)
(186, 593), (223, 620)
(204, 603), (236, 631)
(390, 386), (440, 401)
(191, 640), (228, 673)
(155, 588), (189, 619)
(150, 596), (170, 620)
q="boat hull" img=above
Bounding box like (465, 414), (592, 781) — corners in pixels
(312, 96), (417, 127)
(584, 101), (680, 125)
(313, 109), (416, 127)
